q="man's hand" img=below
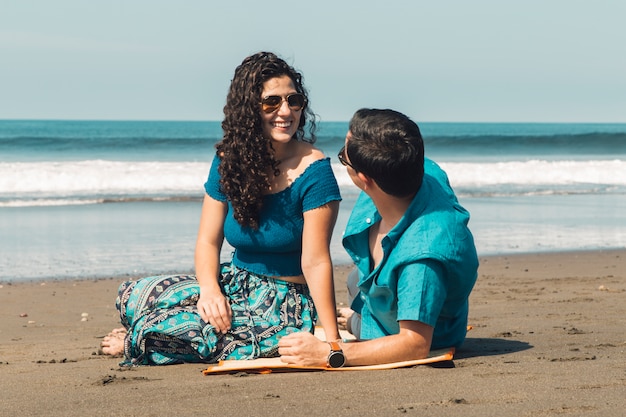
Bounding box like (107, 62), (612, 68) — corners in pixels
(336, 307), (354, 330)
(278, 332), (329, 367)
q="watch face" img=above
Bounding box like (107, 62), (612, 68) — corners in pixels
(328, 351), (345, 368)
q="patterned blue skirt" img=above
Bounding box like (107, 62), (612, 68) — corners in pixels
(115, 264), (316, 366)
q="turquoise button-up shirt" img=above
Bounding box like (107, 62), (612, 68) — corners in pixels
(342, 158), (479, 349)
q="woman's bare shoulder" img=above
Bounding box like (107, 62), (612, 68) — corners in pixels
(295, 141), (325, 162)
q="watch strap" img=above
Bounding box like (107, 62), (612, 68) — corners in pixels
(328, 341), (342, 352)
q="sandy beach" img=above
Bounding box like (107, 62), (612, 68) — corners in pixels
(1, 249), (625, 417)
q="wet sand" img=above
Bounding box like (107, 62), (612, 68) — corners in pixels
(1, 250), (625, 416)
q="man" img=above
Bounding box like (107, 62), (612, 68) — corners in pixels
(278, 108), (478, 367)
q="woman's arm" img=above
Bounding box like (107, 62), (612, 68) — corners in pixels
(301, 201), (341, 342)
(194, 194), (232, 334)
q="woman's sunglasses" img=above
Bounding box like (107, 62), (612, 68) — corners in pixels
(260, 93), (306, 114)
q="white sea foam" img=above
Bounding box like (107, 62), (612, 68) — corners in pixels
(0, 160), (209, 206)
(0, 198), (104, 207)
(1, 159), (626, 207)
(333, 159), (626, 196)
(440, 160), (626, 187)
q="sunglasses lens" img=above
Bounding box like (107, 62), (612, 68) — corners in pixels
(287, 94), (305, 110)
(261, 96), (282, 113)
(338, 146), (347, 166)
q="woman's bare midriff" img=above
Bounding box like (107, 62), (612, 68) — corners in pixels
(273, 275), (307, 285)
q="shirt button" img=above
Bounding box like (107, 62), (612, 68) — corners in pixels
(366, 218), (372, 224)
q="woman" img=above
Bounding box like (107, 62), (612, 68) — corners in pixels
(101, 52), (342, 365)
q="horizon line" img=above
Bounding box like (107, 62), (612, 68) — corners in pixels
(2, 118), (626, 125)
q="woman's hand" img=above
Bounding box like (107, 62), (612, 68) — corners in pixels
(197, 289), (232, 334)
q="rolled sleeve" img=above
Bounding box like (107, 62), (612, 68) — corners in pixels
(396, 259), (446, 328)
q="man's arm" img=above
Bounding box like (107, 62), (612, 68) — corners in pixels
(343, 320), (433, 365)
(277, 320), (433, 367)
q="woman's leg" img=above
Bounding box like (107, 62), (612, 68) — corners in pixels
(102, 267), (318, 365)
(113, 274), (213, 365)
(217, 267), (317, 360)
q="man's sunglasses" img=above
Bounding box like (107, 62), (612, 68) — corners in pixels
(338, 145), (356, 170)
(260, 93), (306, 113)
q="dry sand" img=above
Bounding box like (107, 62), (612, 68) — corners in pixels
(1, 250), (625, 417)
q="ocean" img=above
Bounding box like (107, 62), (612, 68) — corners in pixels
(1, 119), (626, 282)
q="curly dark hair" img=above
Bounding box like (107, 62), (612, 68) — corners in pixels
(216, 51), (317, 229)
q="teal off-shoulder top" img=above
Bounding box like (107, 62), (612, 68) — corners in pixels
(204, 154), (342, 277)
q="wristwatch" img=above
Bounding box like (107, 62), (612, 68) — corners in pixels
(327, 341), (346, 368)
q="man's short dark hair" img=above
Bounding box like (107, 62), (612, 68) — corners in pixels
(347, 108), (425, 197)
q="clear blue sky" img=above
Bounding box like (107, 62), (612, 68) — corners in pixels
(1, 0), (625, 122)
